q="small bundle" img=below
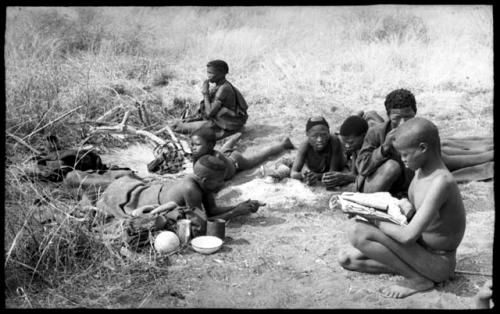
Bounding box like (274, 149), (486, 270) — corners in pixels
(147, 126), (192, 175)
(147, 141), (188, 174)
(331, 192), (408, 225)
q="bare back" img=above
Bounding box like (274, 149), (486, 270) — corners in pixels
(408, 168), (466, 252)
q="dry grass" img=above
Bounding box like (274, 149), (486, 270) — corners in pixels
(4, 5), (493, 308)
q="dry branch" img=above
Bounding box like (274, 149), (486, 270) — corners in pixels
(6, 132), (42, 155)
(455, 269), (492, 277)
(22, 106), (83, 140)
(90, 111), (165, 146)
(96, 105), (124, 123)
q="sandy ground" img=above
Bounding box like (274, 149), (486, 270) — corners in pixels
(100, 150), (493, 309)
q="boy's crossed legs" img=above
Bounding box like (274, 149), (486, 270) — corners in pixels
(339, 221), (456, 298)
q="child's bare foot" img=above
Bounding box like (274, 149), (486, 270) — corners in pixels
(379, 277), (434, 298)
(282, 137), (295, 150)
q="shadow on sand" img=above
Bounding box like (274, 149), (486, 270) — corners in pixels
(227, 215), (286, 229)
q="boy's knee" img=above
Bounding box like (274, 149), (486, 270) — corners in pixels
(347, 223), (370, 248)
(379, 159), (402, 178)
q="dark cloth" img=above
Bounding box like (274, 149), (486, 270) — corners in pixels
(203, 81), (248, 132)
(305, 135), (342, 173)
(96, 175), (208, 237)
(306, 117), (329, 132)
(30, 148), (119, 182)
(355, 121), (414, 195)
(96, 176), (168, 218)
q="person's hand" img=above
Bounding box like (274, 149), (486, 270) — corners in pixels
(382, 128), (398, 155)
(322, 171), (355, 189)
(303, 169), (320, 186)
(236, 199), (266, 214)
(397, 198), (415, 218)
(201, 79), (210, 95)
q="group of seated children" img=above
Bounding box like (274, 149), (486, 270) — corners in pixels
(90, 67), (491, 301)
(291, 89), (493, 194)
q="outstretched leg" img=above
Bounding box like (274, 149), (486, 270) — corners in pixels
(441, 150), (494, 171)
(219, 132), (242, 152)
(172, 120), (212, 135)
(451, 161), (494, 183)
(236, 138), (295, 171)
(441, 137), (493, 151)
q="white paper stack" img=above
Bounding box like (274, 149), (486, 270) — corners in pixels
(331, 192), (408, 225)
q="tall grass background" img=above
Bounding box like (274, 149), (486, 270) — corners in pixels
(4, 6), (493, 307)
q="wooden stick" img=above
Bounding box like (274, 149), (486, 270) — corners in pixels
(163, 124), (184, 151)
(91, 111), (165, 146)
(455, 269), (492, 277)
(6, 132), (42, 155)
(142, 103), (151, 126)
(120, 110), (131, 128)
(96, 105), (123, 123)
(22, 106), (83, 140)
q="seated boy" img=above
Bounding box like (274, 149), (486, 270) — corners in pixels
(338, 117), (466, 299)
(356, 89), (418, 196)
(290, 116), (346, 186)
(356, 93), (493, 185)
(190, 127), (294, 180)
(322, 115), (369, 189)
(172, 60), (248, 140)
(97, 155), (265, 222)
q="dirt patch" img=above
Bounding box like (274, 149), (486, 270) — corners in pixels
(87, 146), (493, 309)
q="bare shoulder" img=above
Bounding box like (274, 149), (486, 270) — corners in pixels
(297, 140), (311, 154)
(433, 169), (456, 186)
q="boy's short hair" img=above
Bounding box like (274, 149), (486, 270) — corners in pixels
(339, 115), (368, 137)
(194, 155), (226, 178)
(384, 89), (417, 114)
(207, 60), (229, 74)
(306, 116), (329, 132)
(394, 117), (440, 151)
(192, 127), (216, 145)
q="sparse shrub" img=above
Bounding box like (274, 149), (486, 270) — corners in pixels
(151, 71), (174, 87)
(350, 10), (429, 45)
(374, 14), (429, 44)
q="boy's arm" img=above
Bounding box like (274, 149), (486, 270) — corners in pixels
(375, 175), (450, 244)
(203, 193), (264, 220)
(205, 85), (229, 118)
(355, 127), (389, 177)
(290, 141), (309, 180)
(182, 184), (205, 209)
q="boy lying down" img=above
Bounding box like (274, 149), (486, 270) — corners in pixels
(94, 155), (265, 226)
(338, 117), (466, 298)
(190, 127), (294, 181)
(290, 116), (346, 186)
